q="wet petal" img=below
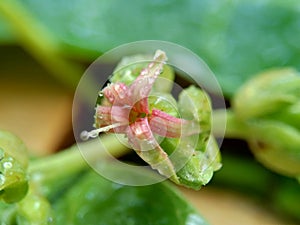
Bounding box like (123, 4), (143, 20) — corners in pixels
(95, 105), (129, 133)
(149, 109), (200, 138)
(127, 118), (179, 182)
(129, 50), (168, 113)
(102, 82), (129, 105)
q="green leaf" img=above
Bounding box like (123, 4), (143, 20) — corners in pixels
(273, 179), (300, 221)
(1, 0), (299, 95)
(0, 201), (17, 224)
(53, 171), (208, 225)
(0, 14), (15, 44)
(215, 0), (300, 96)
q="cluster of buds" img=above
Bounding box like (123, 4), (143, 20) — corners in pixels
(232, 68), (300, 180)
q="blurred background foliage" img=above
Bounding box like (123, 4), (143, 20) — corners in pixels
(0, 0), (299, 96)
(0, 0), (300, 224)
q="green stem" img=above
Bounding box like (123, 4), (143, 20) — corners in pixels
(29, 134), (130, 185)
(0, 0), (83, 90)
(213, 109), (251, 139)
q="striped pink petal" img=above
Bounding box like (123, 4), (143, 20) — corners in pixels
(102, 82), (129, 105)
(149, 109), (200, 138)
(95, 105), (130, 133)
(126, 118), (178, 181)
(128, 50), (167, 114)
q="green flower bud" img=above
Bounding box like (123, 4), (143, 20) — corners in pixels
(248, 120), (300, 177)
(159, 85), (221, 189)
(17, 190), (53, 225)
(0, 130), (29, 203)
(176, 86), (221, 189)
(178, 85), (212, 152)
(0, 130), (28, 169)
(233, 68), (300, 120)
(232, 68), (300, 178)
(176, 136), (221, 189)
(148, 92), (178, 118)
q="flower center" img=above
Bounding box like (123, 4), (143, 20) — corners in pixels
(129, 108), (147, 124)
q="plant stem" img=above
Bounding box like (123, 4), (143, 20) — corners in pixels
(213, 109), (251, 139)
(0, 0), (83, 90)
(28, 134), (130, 185)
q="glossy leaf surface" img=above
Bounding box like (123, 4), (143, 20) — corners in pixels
(53, 171), (208, 225)
(1, 0), (299, 95)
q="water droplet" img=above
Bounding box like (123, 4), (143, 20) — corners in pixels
(154, 70), (161, 76)
(140, 89), (148, 96)
(125, 70), (131, 76)
(148, 62), (154, 68)
(89, 131), (99, 138)
(122, 104), (131, 109)
(98, 92), (103, 97)
(85, 191), (96, 200)
(3, 162), (12, 169)
(109, 96), (115, 102)
(0, 174), (6, 185)
(148, 77), (155, 84)
(141, 69), (148, 76)
(118, 90), (125, 99)
(147, 139), (156, 147)
(31, 172), (43, 182)
(80, 131), (90, 141)
(47, 217), (54, 223)
(97, 112), (104, 120)
(0, 148), (4, 160)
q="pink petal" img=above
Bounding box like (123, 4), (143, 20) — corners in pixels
(102, 82), (129, 105)
(126, 118), (178, 181)
(95, 105), (130, 133)
(128, 50), (167, 113)
(149, 109), (201, 138)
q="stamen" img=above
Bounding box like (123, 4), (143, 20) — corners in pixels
(80, 123), (123, 141)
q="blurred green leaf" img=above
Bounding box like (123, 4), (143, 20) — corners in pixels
(0, 0), (299, 95)
(216, 1), (300, 96)
(0, 14), (15, 44)
(0, 201), (17, 224)
(53, 171), (208, 225)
